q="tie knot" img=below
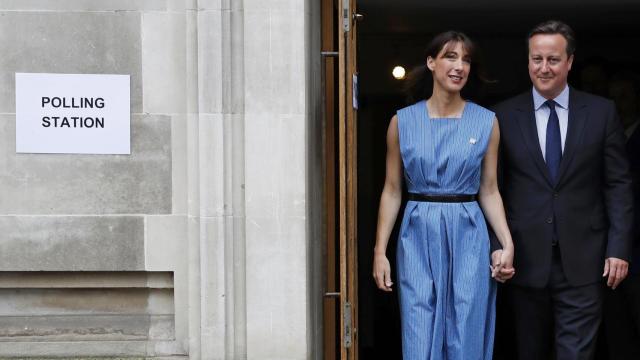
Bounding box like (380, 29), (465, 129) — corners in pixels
(545, 100), (557, 110)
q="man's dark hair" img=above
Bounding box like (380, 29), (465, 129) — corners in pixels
(528, 20), (576, 56)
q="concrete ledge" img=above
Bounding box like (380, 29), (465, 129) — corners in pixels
(0, 272), (173, 289)
(0, 358), (186, 360)
(0, 314), (173, 341)
(0, 358), (187, 360)
(0, 340), (185, 357)
(0, 357), (187, 360)
(0, 1), (167, 11)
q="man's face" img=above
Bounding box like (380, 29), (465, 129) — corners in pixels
(528, 34), (574, 99)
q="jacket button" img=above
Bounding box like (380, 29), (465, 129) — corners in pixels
(553, 193), (559, 198)
(546, 217), (553, 224)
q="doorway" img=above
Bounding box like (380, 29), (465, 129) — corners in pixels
(354, 1), (640, 359)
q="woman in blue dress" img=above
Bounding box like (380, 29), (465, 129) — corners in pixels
(372, 31), (516, 359)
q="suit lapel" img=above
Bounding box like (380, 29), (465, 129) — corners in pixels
(515, 92), (553, 187)
(556, 88), (588, 186)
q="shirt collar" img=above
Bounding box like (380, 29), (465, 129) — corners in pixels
(532, 85), (570, 111)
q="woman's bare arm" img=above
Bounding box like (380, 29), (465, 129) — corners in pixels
(373, 115), (404, 291)
(478, 118), (515, 282)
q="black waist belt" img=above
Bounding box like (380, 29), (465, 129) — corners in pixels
(408, 193), (477, 203)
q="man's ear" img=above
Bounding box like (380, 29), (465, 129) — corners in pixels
(567, 54), (574, 71)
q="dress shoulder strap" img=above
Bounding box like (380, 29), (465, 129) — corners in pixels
(396, 101), (425, 140)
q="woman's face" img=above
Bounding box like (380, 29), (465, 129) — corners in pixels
(426, 41), (471, 94)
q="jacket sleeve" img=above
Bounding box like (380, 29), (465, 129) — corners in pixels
(603, 100), (634, 260)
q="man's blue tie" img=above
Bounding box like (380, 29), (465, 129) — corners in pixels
(545, 100), (562, 183)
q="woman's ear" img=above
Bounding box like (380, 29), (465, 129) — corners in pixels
(426, 57), (435, 71)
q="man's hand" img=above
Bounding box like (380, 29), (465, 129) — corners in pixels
(491, 249), (515, 283)
(603, 257), (629, 289)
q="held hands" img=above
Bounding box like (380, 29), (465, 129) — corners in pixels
(375, 248), (516, 289)
(603, 257), (629, 289)
(373, 252), (393, 292)
(491, 248), (515, 283)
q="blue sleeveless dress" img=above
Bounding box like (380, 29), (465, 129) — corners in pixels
(396, 100), (496, 360)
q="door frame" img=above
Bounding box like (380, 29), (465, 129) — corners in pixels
(337, 0), (359, 358)
(321, 0), (359, 358)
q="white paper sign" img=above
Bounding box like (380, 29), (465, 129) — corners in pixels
(16, 73), (130, 154)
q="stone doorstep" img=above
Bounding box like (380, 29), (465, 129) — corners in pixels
(0, 357), (187, 360)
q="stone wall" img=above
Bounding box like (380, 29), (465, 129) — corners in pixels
(0, 0), (320, 359)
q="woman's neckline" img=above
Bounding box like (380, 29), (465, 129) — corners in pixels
(424, 99), (467, 120)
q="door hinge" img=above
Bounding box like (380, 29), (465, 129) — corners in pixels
(343, 301), (352, 348)
(342, 1), (350, 32)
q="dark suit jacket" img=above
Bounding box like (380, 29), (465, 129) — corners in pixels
(627, 125), (640, 274)
(494, 88), (634, 288)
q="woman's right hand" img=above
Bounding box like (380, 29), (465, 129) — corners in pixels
(373, 253), (393, 291)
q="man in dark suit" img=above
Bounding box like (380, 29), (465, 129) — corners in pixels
(599, 73), (640, 359)
(493, 20), (634, 360)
